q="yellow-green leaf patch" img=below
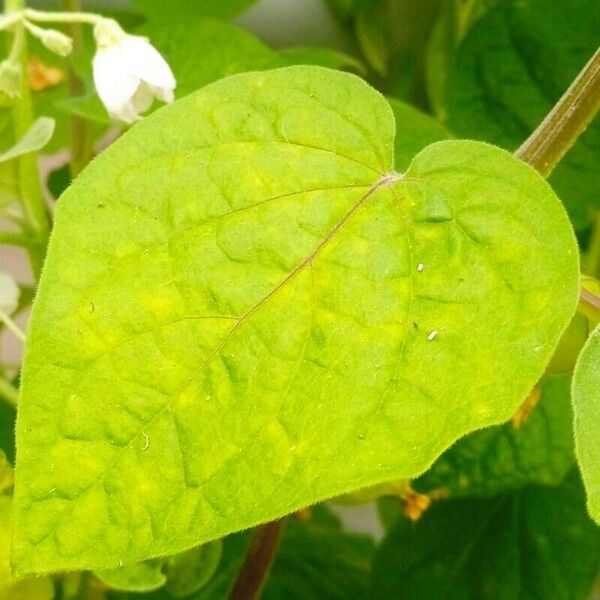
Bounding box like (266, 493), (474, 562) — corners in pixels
(13, 66), (579, 573)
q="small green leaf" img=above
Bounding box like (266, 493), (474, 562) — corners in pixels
(369, 471), (600, 599)
(415, 375), (575, 497)
(0, 117), (54, 164)
(13, 67), (579, 573)
(445, 0), (600, 229)
(572, 325), (600, 525)
(164, 541), (222, 598)
(96, 559), (166, 593)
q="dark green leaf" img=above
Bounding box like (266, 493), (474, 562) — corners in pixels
(369, 470), (600, 599)
(415, 375), (575, 497)
(445, 0), (600, 229)
(388, 97), (450, 171)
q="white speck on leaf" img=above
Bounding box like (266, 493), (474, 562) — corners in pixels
(142, 432), (149, 450)
(417, 263), (424, 272)
(427, 330), (438, 341)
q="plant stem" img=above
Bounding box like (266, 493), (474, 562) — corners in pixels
(228, 520), (286, 600)
(581, 288), (600, 313)
(4, 0), (51, 280)
(515, 47), (600, 177)
(24, 8), (102, 26)
(0, 229), (29, 247)
(62, 0), (93, 176)
(0, 307), (26, 342)
(0, 376), (19, 408)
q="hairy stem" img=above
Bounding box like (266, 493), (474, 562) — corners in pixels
(516, 48), (600, 177)
(0, 376), (19, 407)
(4, 0), (51, 280)
(62, 0), (93, 176)
(229, 520), (286, 600)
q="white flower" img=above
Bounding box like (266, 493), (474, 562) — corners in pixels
(92, 19), (176, 124)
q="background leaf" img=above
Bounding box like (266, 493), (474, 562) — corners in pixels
(138, 18), (284, 99)
(0, 117), (55, 164)
(388, 97), (450, 170)
(572, 324), (600, 525)
(444, 0), (600, 229)
(369, 470), (600, 599)
(415, 375), (575, 497)
(133, 0), (259, 22)
(13, 67), (579, 574)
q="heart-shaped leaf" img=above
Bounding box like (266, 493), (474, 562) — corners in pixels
(573, 324), (600, 525)
(13, 66), (578, 574)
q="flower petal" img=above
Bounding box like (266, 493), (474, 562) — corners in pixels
(131, 82), (155, 115)
(120, 36), (176, 91)
(149, 83), (174, 104)
(92, 45), (139, 119)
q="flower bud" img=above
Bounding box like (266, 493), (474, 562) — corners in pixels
(40, 29), (73, 58)
(0, 59), (22, 98)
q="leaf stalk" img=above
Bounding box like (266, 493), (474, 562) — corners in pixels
(228, 520), (286, 600)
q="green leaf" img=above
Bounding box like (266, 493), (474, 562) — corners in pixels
(0, 497), (54, 600)
(352, 0), (444, 103)
(96, 560), (166, 593)
(196, 510), (373, 600)
(138, 18), (284, 99)
(369, 470), (600, 599)
(280, 47), (366, 75)
(13, 66), (579, 574)
(388, 98), (450, 171)
(0, 117), (54, 163)
(415, 375), (575, 497)
(445, 0), (600, 229)
(263, 520), (374, 600)
(425, 0), (500, 118)
(58, 94), (110, 126)
(133, 0), (258, 21)
(324, 0), (383, 19)
(164, 541), (222, 598)
(572, 325), (600, 525)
